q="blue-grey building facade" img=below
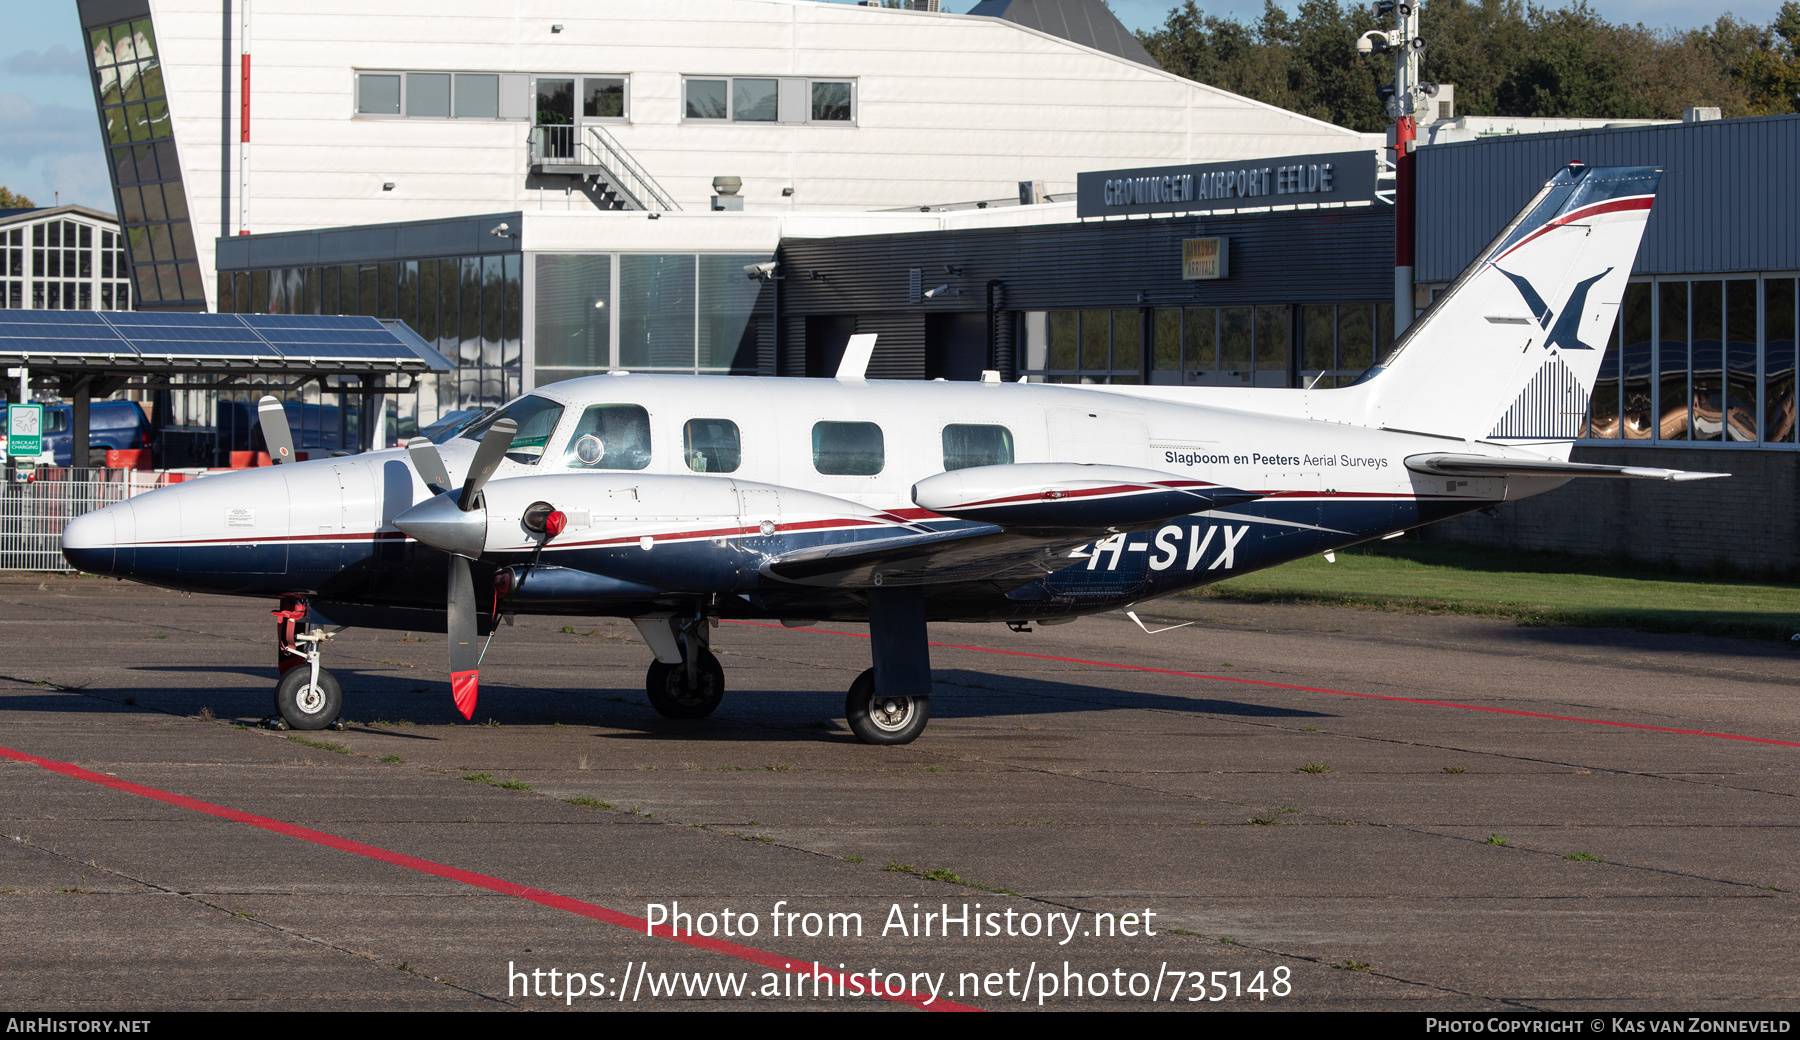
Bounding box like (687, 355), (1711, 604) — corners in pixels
(1414, 115), (1800, 573)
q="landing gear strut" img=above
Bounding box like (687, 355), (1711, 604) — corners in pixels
(273, 596), (342, 731)
(847, 586), (933, 746)
(637, 614), (724, 719)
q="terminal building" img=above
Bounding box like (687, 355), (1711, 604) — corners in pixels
(59, 1), (1798, 572)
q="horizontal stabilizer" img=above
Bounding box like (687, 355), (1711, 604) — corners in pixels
(1406, 453), (1730, 482)
(911, 463), (1260, 529)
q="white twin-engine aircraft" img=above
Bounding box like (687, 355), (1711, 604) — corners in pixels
(63, 163), (1723, 744)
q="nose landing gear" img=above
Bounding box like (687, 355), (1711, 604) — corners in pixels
(272, 596), (343, 731)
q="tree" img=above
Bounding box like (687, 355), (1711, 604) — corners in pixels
(1138, 0), (1770, 127)
(0, 187), (35, 209)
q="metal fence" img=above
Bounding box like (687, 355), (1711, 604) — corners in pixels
(0, 469), (157, 572)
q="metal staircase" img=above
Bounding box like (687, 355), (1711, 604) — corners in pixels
(528, 124), (681, 212)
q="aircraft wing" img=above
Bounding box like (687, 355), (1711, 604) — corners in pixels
(760, 525), (1084, 588)
(1406, 453), (1729, 482)
(763, 462), (1260, 589)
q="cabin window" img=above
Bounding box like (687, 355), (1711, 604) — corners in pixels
(564, 404), (652, 470)
(684, 418), (740, 473)
(941, 424), (1013, 471)
(812, 421), (883, 476)
(459, 394), (563, 464)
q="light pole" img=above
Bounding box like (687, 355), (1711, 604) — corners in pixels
(1358, 1), (1429, 337)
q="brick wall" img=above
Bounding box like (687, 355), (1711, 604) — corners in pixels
(1418, 446), (1800, 576)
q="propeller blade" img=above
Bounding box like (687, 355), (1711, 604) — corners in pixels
(458, 418), (517, 512)
(257, 396), (297, 464)
(447, 555), (479, 720)
(406, 436), (452, 494)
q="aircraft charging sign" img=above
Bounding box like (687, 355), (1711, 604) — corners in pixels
(6, 403), (43, 459)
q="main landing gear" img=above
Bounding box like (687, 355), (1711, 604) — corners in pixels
(272, 596), (342, 731)
(636, 614), (724, 719)
(629, 588), (935, 745)
(844, 586), (934, 745)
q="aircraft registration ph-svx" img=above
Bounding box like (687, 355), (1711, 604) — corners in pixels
(63, 163), (1724, 744)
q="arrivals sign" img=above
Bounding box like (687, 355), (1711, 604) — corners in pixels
(1181, 238), (1228, 280)
(6, 403), (42, 459)
(1076, 150), (1377, 219)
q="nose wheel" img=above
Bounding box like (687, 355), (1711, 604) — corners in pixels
(275, 665), (343, 731)
(646, 651), (724, 719)
(272, 596), (343, 731)
(845, 667), (929, 745)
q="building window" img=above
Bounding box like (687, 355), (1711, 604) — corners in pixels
(357, 71), (538, 120)
(812, 81), (852, 122)
(1585, 275), (1797, 448)
(684, 77), (855, 124)
(358, 73), (402, 115)
(87, 13), (204, 309)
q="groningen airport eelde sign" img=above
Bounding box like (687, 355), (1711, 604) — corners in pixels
(1076, 150), (1377, 219)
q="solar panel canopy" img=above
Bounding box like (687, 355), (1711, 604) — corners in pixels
(0, 311), (454, 371)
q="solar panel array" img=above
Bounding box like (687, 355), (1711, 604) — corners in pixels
(0, 311), (454, 370)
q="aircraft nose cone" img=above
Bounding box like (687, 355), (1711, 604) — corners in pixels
(60, 504), (118, 575)
(393, 492), (487, 558)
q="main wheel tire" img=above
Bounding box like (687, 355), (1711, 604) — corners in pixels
(844, 667), (930, 745)
(646, 651), (725, 719)
(275, 666), (343, 731)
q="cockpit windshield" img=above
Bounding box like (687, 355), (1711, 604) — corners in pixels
(455, 394), (565, 464)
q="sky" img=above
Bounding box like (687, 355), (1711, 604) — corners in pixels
(1, 1), (1785, 215)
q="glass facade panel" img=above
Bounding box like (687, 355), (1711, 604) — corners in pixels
(685, 79), (727, 119)
(620, 254), (696, 369)
(1302, 305), (1334, 371)
(1219, 307), (1252, 370)
(583, 78), (625, 118)
(454, 74), (499, 118)
(1620, 282), (1653, 439)
(358, 74), (401, 115)
(1078, 310), (1108, 371)
(1183, 307), (1216, 376)
(732, 79), (778, 121)
(1338, 304), (1374, 374)
(1590, 318), (1621, 439)
(1766, 279), (1796, 443)
(407, 73), (450, 117)
(535, 254), (612, 377)
(1152, 309), (1180, 374)
(1690, 280), (1723, 442)
(87, 11), (204, 309)
(1111, 309), (1141, 377)
(1659, 281), (1689, 440)
(1726, 279), (1758, 442)
(1047, 311), (1077, 370)
(812, 81), (851, 121)
(698, 254), (770, 373)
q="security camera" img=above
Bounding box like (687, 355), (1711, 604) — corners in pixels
(923, 284), (950, 299)
(743, 260), (778, 281)
(489, 222), (512, 238)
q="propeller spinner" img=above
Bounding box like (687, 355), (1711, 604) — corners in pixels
(392, 418), (517, 720)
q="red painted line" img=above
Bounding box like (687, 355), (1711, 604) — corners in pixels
(0, 743), (979, 1012)
(734, 621), (1800, 750)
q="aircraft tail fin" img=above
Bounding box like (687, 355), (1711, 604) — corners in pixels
(1348, 163), (1662, 449)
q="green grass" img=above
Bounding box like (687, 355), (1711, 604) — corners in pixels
(286, 735), (351, 754)
(566, 797), (619, 811)
(460, 772), (532, 791)
(1565, 852), (1606, 862)
(1195, 541), (1800, 642)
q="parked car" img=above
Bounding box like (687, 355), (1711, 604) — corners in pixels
(42, 401), (154, 467)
